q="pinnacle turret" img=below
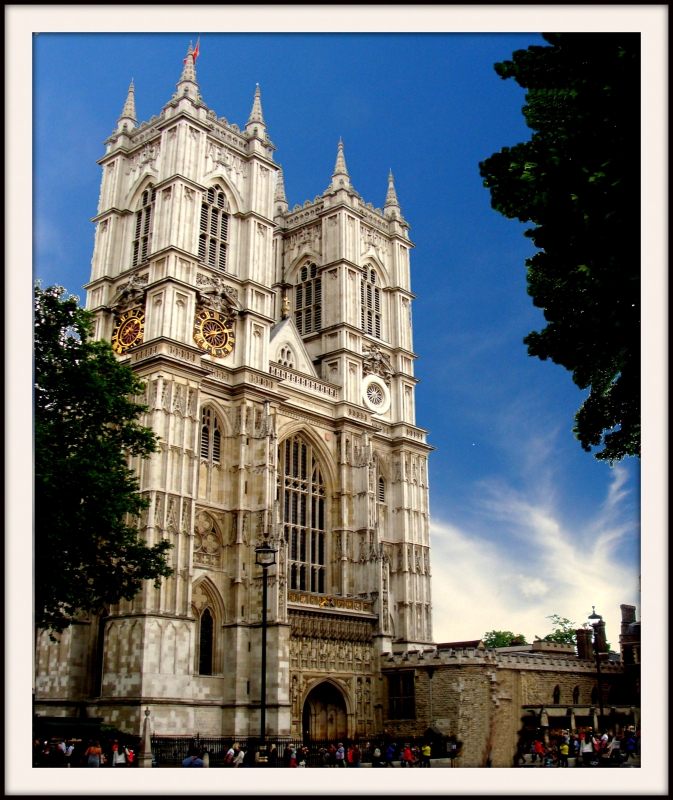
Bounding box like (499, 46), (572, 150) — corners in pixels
(325, 138), (351, 192)
(384, 170), (400, 209)
(333, 138), (349, 179)
(176, 41), (199, 98)
(117, 80), (137, 130)
(247, 84), (266, 127)
(274, 166), (288, 217)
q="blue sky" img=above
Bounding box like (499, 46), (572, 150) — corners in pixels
(33, 32), (640, 644)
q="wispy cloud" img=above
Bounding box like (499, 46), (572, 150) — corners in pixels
(430, 465), (640, 645)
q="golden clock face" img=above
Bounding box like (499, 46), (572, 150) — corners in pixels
(111, 308), (145, 354)
(193, 309), (235, 357)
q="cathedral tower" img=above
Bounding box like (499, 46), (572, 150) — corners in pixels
(34, 46), (433, 739)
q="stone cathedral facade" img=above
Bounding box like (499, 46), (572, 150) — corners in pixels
(34, 46), (433, 740)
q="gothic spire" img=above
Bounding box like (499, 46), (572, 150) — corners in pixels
(117, 80), (137, 129)
(178, 42), (198, 86)
(274, 165), (287, 203)
(384, 170), (400, 209)
(274, 165), (288, 217)
(333, 138), (350, 179)
(247, 83), (266, 126)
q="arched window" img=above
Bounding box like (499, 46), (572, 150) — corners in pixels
(132, 185), (156, 267)
(378, 477), (386, 503)
(198, 185), (229, 271)
(591, 685), (599, 705)
(278, 434), (326, 593)
(361, 266), (381, 339)
(552, 685), (561, 705)
(295, 263), (321, 335)
(573, 685), (580, 704)
(198, 608), (214, 675)
(200, 407), (221, 463)
(278, 345), (295, 369)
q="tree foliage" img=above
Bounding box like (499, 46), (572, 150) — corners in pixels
(483, 630), (528, 648)
(479, 33), (640, 464)
(35, 285), (173, 633)
(537, 614), (577, 645)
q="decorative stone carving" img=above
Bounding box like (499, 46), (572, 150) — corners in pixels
(195, 275), (240, 318)
(125, 141), (161, 175)
(108, 273), (148, 312)
(362, 343), (394, 386)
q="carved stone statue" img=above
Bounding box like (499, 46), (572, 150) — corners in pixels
(362, 343), (394, 385)
(109, 272), (148, 312)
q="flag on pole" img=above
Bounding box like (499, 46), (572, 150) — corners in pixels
(184, 37), (201, 65)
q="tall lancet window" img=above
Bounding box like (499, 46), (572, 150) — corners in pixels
(278, 434), (326, 593)
(198, 608), (214, 675)
(361, 267), (381, 339)
(295, 263), (322, 335)
(132, 185), (156, 267)
(198, 185), (229, 271)
(200, 407), (221, 463)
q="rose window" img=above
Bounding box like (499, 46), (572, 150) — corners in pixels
(366, 384), (385, 406)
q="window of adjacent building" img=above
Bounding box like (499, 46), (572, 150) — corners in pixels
(361, 267), (381, 339)
(591, 685), (599, 704)
(200, 407), (221, 463)
(278, 434), (326, 593)
(553, 685), (561, 705)
(198, 185), (229, 271)
(295, 263), (322, 335)
(573, 685), (580, 704)
(132, 185), (156, 267)
(387, 672), (415, 719)
(198, 608), (214, 675)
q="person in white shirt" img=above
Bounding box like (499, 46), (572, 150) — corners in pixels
(233, 747), (245, 767)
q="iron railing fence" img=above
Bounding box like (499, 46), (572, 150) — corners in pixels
(151, 734), (450, 766)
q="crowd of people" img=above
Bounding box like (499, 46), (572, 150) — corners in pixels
(182, 741), (434, 768)
(33, 738), (137, 768)
(519, 727), (639, 768)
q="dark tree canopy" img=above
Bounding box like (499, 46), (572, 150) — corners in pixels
(537, 615), (577, 646)
(483, 630), (528, 649)
(479, 33), (640, 464)
(34, 285), (173, 633)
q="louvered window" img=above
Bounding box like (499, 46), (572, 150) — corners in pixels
(378, 477), (386, 503)
(361, 266), (382, 340)
(294, 262), (321, 336)
(278, 434), (327, 594)
(132, 186), (156, 267)
(198, 185), (229, 272)
(200, 407), (221, 463)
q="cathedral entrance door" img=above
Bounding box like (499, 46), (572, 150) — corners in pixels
(302, 681), (348, 741)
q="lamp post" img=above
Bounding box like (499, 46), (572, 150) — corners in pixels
(588, 607), (605, 732)
(255, 538), (278, 755)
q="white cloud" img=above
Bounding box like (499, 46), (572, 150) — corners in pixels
(429, 465), (639, 646)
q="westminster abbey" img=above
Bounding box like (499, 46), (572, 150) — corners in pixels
(34, 44), (433, 740)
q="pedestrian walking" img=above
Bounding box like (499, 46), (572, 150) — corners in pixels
(84, 740), (103, 768)
(327, 743), (337, 767)
(288, 745), (297, 768)
(112, 742), (128, 767)
(335, 743), (345, 768)
(401, 744), (413, 768)
(352, 745), (362, 768)
(385, 743), (396, 767)
(233, 747), (245, 768)
(421, 743), (431, 768)
(372, 746), (382, 768)
(268, 743), (278, 768)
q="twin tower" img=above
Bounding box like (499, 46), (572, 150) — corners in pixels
(34, 45), (434, 741)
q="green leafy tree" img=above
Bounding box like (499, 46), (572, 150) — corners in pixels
(483, 630), (528, 648)
(35, 285), (173, 633)
(537, 614), (576, 645)
(479, 33), (640, 464)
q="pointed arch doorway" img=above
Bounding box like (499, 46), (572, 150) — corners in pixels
(302, 681), (348, 741)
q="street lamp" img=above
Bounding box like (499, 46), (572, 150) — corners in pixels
(588, 606), (605, 732)
(255, 538), (278, 754)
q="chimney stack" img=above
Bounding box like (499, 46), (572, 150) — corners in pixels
(595, 619), (608, 653)
(576, 628), (593, 660)
(620, 604), (636, 635)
